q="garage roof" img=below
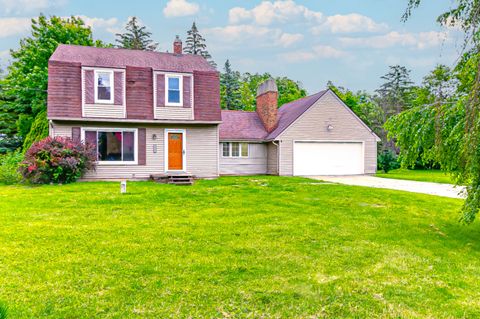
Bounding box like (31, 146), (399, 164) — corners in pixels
(219, 90), (327, 141)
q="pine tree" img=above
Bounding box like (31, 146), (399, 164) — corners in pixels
(184, 22), (216, 67)
(115, 17), (158, 51)
(376, 65), (414, 116)
(220, 60), (242, 110)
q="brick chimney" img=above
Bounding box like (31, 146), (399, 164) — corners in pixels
(173, 35), (182, 55)
(256, 78), (278, 133)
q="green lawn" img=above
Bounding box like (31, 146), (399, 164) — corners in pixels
(0, 176), (478, 318)
(376, 168), (455, 184)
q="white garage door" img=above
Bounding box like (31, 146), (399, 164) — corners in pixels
(294, 141), (364, 176)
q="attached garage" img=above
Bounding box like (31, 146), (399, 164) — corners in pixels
(293, 141), (364, 176)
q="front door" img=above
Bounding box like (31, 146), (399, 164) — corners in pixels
(168, 132), (183, 171)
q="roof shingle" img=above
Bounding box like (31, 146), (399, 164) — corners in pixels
(219, 90), (328, 141)
(50, 44), (216, 73)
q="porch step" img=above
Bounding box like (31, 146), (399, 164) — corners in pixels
(169, 174), (194, 185)
(150, 173), (194, 185)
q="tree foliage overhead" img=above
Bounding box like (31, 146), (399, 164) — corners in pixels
(0, 14), (106, 151)
(387, 0), (480, 223)
(184, 22), (216, 68)
(115, 17), (158, 51)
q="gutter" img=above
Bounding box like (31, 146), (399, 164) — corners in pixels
(49, 117), (222, 125)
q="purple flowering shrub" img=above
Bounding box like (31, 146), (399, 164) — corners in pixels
(20, 136), (96, 184)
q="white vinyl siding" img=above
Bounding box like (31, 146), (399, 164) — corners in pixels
(51, 122), (219, 179)
(220, 143), (267, 175)
(277, 91), (378, 175)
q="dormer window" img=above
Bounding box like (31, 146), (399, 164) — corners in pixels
(165, 74), (183, 106)
(95, 70), (114, 104)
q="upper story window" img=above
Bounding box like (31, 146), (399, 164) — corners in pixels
(165, 74), (183, 106)
(95, 70), (114, 104)
(222, 142), (249, 158)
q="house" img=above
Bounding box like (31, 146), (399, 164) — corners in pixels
(47, 38), (379, 180)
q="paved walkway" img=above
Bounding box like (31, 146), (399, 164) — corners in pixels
(310, 175), (465, 199)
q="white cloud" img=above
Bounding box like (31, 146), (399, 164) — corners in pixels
(339, 31), (448, 49)
(0, 17), (31, 38)
(276, 33), (304, 47)
(163, 0), (199, 18)
(229, 0), (323, 25)
(76, 15), (120, 34)
(205, 24), (302, 49)
(279, 45), (348, 63)
(311, 13), (388, 34)
(0, 0), (65, 14)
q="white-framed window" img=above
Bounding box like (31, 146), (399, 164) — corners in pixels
(165, 74), (183, 106)
(83, 128), (137, 165)
(222, 142), (249, 158)
(94, 70), (114, 104)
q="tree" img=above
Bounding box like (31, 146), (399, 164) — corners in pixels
(387, 0), (480, 223)
(184, 22), (216, 67)
(115, 17), (158, 51)
(220, 60), (242, 110)
(0, 14), (106, 151)
(376, 65), (414, 116)
(237, 72), (306, 110)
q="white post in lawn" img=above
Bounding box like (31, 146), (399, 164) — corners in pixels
(120, 180), (127, 194)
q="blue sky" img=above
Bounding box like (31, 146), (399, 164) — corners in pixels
(0, 0), (464, 94)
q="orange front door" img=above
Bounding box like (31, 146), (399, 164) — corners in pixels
(168, 132), (183, 170)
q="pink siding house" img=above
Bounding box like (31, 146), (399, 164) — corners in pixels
(47, 37), (379, 180)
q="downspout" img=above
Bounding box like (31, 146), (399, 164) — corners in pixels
(48, 120), (54, 137)
(272, 140), (280, 176)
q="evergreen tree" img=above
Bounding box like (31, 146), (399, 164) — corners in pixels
(376, 65), (414, 116)
(184, 22), (216, 67)
(220, 60), (242, 110)
(115, 17), (158, 51)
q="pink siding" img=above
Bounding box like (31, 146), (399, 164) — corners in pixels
(47, 61), (82, 118)
(156, 74), (165, 107)
(183, 76), (191, 108)
(114, 71), (123, 105)
(194, 71), (221, 121)
(85, 70), (94, 104)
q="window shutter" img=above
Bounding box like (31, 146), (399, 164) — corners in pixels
(84, 70), (94, 104)
(71, 127), (81, 141)
(183, 76), (191, 108)
(138, 128), (146, 165)
(114, 71), (123, 105)
(156, 74), (165, 107)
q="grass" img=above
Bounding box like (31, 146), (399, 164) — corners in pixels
(376, 168), (455, 184)
(0, 176), (478, 318)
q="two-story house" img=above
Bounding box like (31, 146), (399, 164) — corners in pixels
(47, 37), (380, 180)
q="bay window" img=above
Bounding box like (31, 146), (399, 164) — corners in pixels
(84, 129), (137, 164)
(222, 142), (249, 158)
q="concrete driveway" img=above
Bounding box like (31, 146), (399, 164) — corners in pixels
(310, 175), (465, 199)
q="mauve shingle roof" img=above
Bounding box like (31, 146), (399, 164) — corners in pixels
(220, 90), (328, 141)
(220, 110), (269, 140)
(50, 44), (216, 73)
